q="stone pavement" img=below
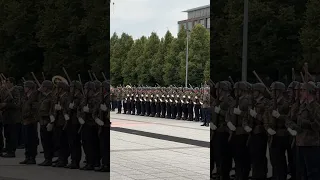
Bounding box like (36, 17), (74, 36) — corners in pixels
(110, 111), (210, 180)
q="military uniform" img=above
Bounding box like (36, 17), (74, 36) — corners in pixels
(77, 82), (99, 170)
(51, 82), (70, 167)
(116, 87), (122, 114)
(1, 84), (22, 158)
(20, 81), (38, 164)
(37, 80), (54, 166)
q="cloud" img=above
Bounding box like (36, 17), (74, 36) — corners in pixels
(110, 0), (210, 39)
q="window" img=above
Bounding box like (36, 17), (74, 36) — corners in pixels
(206, 18), (210, 28)
(200, 19), (205, 27)
(188, 21), (192, 30)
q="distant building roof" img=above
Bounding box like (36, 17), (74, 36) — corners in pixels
(182, 5), (210, 12)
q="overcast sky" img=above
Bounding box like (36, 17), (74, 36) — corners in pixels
(110, 0), (210, 40)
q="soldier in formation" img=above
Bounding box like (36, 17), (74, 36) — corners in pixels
(111, 85), (211, 126)
(0, 74), (110, 173)
(211, 73), (320, 180)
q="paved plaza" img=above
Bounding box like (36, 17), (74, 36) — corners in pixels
(0, 111), (210, 180)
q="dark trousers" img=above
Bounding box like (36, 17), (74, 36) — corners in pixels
(53, 126), (69, 163)
(17, 123), (25, 146)
(194, 104), (201, 121)
(82, 124), (100, 166)
(123, 102), (127, 113)
(171, 104), (176, 119)
(136, 101), (141, 115)
(155, 102), (161, 117)
(176, 103), (182, 119)
(297, 146), (320, 180)
(188, 104), (194, 121)
(131, 101), (135, 115)
(67, 124), (82, 165)
(231, 134), (250, 180)
(0, 122), (3, 152)
(126, 100), (131, 113)
(269, 136), (289, 180)
(182, 104), (188, 119)
(214, 132), (232, 180)
(160, 102), (166, 117)
(141, 102), (145, 115)
(99, 126), (110, 167)
(145, 102), (150, 116)
(4, 123), (17, 154)
(111, 101), (116, 111)
(249, 133), (268, 179)
(202, 108), (211, 124)
(150, 102), (155, 116)
(166, 103), (171, 118)
(40, 124), (54, 160)
(117, 101), (122, 113)
(24, 123), (38, 158)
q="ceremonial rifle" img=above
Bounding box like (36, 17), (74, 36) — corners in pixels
(62, 67), (72, 130)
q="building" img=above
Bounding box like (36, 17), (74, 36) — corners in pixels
(178, 5), (210, 31)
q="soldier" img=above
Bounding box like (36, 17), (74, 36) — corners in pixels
(286, 81), (320, 179)
(0, 77), (21, 158)
(37, 80), (54, 166)
(176, 93), (182, 120)
(226, 81), (251, 179)
(150, 93), (156, 117)
(131, 92), (136, 115)
(212, 81), (233, 180)
(145, 94), (150, 116)
(65, 80), (83, 169)
(20, 80), (38, 164)
(243, 83), (269, 180)
(166, 94), (171, 119)
(264, 82), (289, 180)
(51, 81), (70, 167)
(110, 87), (116, 111)
(77, 81), (99, 170)
(201, 85), (210, 126)
(187, 93), (194, 121)
(140, 93), (145, 116)
(171, 94), (177, 119)
(285, 81), (300, 180)
(160, 94), (166, 118)
(155, 93), (161, 117)
(194, 88), (201, 122)
(136, 91), (141, 115)
(116, 87), (122, 114)
(182, 94), (188, 120)
(93, 80), (110, 172)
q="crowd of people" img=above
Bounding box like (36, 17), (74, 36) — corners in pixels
(0, 76), (110, 172)
(109, 85), (211, 126)
(211, 76), (320, 180)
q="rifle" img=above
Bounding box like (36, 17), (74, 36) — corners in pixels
(62, 67), (72, 130)
(78, 74), (86, 134)
(228, 78), (237, 142)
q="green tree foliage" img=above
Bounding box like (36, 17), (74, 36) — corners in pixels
(0, 0), (108, 83)
(111, 25), (210, 86)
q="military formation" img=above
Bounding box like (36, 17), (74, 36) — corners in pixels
(0, 72), (110, 173)
(211, 64), (320, 180)
(110, 85), (211, 126)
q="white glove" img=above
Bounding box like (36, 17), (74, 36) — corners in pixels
(83, 105), (89, 112)
(214, 106), (221, 114)
(227, 122), (236, 131)
(46, 123), (53, 132)
(287, 128), (297, 136)
(55, 104), (62, 111)
(267, 128), (276, 135)
(100, 104), (107, 111)
(244, 125), (252, 133)
(49, 115), (55, 123)
(210, 122), (217, 130)
(78, 117), (85, 125)
(249, 108), (257, 118)
(64, 114), (70, 121)
(95, 118), (104, 126)
(69, 102), (75, 109)
(272, 110), (280, 118)
(233, 107), (242, 115)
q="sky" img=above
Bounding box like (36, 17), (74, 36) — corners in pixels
(110, 0), (210, 40)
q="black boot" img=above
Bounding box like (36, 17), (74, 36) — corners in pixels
(19, 158), (30, 164)
(95, 165), (110, 172)
(26, 158), (36, 165)
(2, 152), (15, 158)
(38, 159), (52, 166)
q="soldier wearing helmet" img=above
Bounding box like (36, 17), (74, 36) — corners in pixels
(116, 86), (122, 114)
(50, 81), (70, 168)
(63, 80), (83, 169)
(242, 82), (269, 179)
(92, 80), (110, 172)
(264, 81), (290, 179)
(224, 81), (251, 179)
(286, 81), (320, 179)
(201, 85), (210, 126)
(0, 77), (21, 158)
(37, 80), (55, 166)
(19, 80), (38, 164)
(212, 81), (233, 180)
(77, 81), (99, 170)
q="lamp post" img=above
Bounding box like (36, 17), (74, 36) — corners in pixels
(185, 29), (190, 88)
(242, 0), (248, 81)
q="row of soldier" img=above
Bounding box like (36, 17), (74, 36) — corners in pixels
(0, 76), (110, 172)
(110, 86), (211, 126)
(211, 77), (320, 179)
